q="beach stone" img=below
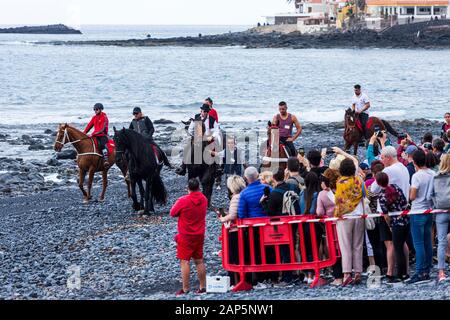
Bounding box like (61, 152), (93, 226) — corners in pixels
(46, 158), (61, 166)
(55, 150), (77, 160)
(154, 119), (174, 124)
(44, 129), (54, 134)
(28, 144), (45, 151)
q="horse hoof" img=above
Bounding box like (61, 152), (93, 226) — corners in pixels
(138, 210), (145, 215)
(83, 199), (89, 204)
(98, 198), (105, 203)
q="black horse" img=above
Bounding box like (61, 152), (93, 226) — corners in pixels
(181, 119), (221, 207)
(113, 127), (168, 214)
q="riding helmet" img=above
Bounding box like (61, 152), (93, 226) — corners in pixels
(133, 107), (142, 114)
(94, 103), (104, 110)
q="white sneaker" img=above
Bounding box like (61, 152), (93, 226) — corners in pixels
(307, 277), (314, 285)
(253, 282), (268, 290)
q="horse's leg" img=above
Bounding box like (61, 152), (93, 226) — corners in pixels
(99, 170), (108, 202)
(143, 177), (152, 215)
(148, 176), (155, 214)
(130, 179), (139, 212)
(79, 169), (88, 203)
(87, 167), (95, 201)
(137, 179), (145, 211)
(353, 143), (358, 156)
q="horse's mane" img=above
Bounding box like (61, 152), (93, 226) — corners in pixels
(62, 123), (89, 138)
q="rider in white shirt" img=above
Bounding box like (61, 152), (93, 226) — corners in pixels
(352, 84), (371, 142)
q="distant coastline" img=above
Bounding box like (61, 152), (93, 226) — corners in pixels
(0, 24), (81, 34)
(44, 20), (450, 49)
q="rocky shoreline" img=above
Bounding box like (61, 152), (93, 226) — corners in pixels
(1, 118), (449, 300)
(0, 118), (443, 198)
(0, 24), (82, 34)
(45, 20), (450, 49)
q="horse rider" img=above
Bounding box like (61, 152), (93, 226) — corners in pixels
(129, 107), (171, 167)
(176, 103), (222, 176)
(204, 97), (219, 123)
(272, 101), (302, 157)
(352, 84), (371, 143)
(83, 103), (110, 167)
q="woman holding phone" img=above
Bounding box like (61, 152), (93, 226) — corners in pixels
(217, 175), (246, 286)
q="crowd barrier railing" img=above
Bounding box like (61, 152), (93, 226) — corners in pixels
(221, 215), (340, 291)
(220, 209), (450, 292)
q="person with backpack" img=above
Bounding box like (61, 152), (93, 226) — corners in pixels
(285, 157), (305, 191)
(263, 167), (300, 285)
(429, 153), (450, 283)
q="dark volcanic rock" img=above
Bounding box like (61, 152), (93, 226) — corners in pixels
(0, 24), (82, 34)
(154, 119), (175, 124)
(47, 20), (450, 49)
(55, 149), (77, 160)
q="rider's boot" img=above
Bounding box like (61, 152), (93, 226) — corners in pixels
(175, 162), (186, 176)
(102, 149), (110, 168)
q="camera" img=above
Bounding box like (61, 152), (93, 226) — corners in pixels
(398, 133), (407, 140)
(377, 131), (385, 138)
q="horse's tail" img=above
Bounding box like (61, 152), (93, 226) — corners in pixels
(382, 120), (399, 138)
(152, 174), (167, 204)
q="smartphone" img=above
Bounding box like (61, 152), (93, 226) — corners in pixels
(321, 148), (327, 158)
(298, 147), (305, 156)
(218, 207), (226, 217)
(264, 186), (271, 197)
(398, 133), (407, 140)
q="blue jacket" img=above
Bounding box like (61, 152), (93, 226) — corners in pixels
(238, 180), (271, 219)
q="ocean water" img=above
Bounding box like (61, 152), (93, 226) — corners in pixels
(0, 24), (449, 126)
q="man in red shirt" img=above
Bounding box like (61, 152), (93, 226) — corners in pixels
(205, 97), (219, 123)
(170, 178), (208, 296)
(84, 103), (110, 167)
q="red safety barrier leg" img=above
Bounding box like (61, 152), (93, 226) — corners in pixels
(232, 272), (252, 292)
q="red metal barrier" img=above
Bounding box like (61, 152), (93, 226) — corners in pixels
(221, 215), (340, 291)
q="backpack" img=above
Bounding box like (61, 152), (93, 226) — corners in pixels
(432, 173), (450, 209)
(286, 175), (305, 192)
(273, 184), (300, 216)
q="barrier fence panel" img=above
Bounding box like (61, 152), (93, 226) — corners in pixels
(221, 209), (450, 292)
(221, 215), (340, 291)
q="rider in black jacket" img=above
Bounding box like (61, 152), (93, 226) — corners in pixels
(129, 107), (171, 167)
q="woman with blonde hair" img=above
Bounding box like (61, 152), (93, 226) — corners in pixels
(218, 175), (247, 285)
(429, 153), (450, 282)
(259, 171), (275, 187)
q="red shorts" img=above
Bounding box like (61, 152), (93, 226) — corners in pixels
(175, 234), (204, 261)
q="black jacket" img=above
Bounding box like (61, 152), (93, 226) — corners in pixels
(129, 116), (154, 141)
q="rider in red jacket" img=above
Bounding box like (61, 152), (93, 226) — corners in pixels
(84, 103), (110, 166)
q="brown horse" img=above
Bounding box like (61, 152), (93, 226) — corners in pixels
(344, 108), (398, 155)
(260, 121), (289, 172)
(54, 123), (130, 203)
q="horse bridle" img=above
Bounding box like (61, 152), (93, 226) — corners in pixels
(55, 127), (102, 157)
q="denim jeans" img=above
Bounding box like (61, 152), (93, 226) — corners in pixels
(436, 213), (450, 270)
(410, 214), (433, 274)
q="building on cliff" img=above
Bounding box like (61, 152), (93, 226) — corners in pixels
(366, 0), (448, 23)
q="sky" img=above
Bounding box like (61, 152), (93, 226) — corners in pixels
(0, 0), (294, 26)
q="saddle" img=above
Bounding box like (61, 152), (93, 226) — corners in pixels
(355, 117), (373, 132)
(151, 145), (163, 164)
(93, 137), (115, 155)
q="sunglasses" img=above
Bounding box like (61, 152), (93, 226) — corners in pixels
(133, 112), (139, 115)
